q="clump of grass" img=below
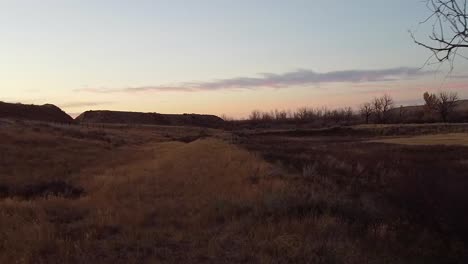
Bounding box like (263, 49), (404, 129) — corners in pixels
(302, 163), (318, 179)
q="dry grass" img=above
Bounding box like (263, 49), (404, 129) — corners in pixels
(370, 133), (468, 146)
(1, 122), (289, 263)
(238, 128), (468, 263)
(2, 121), (468, 263)
(354, 123), (468, 129)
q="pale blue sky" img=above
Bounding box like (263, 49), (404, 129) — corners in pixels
(1, 0), (467, 117)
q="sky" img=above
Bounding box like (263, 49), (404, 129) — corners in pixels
(1, 0), (468, 118)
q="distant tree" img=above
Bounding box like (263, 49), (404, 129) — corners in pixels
(249, 110), (262, 121)
(359, 102), (373, 124)
(330, 109), (341, 124)
(274, 109), (288, 121)
(372, 98), (383, 122)
(424, 92), (438, 110)
(322, 107), (332, 124)
(316, 108), (325, 119)
(423, 91), (459, 122)
(261, 111), (274, 121)
(372, 95), (394, 123)
(412, 0), (468, 67)
(437, 91), (459, 122)
(398, 105), (407, 123)
(293, 107), (307, 121)
(344, 107), (354, 124)
(423, 91), (439, 120)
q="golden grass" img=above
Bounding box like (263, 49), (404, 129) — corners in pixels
(369, 133), (468, 146)
(354, 123), (468, 129)
(0, 123), (294, 263)
(2, 122), (466, 263)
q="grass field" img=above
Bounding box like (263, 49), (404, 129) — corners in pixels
(370, 133), (468, 146)
(1, 121), (468, 263)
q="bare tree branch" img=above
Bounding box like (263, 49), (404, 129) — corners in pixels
(412, 0), (468, 68)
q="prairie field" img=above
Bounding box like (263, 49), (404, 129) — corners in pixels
(1, 121), (468, 263)
(369, 133), (468, 146)
(5, 1), (468, 263)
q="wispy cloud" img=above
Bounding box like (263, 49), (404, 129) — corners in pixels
(76, 67), (433, 94)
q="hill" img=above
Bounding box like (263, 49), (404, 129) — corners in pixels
(0, 101), (74, 123)
(76, 110), (224, 128)
(390, 99), (468, 123)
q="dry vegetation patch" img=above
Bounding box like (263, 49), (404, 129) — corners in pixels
(0, 123), (290, 263)
(370, 133), (468, 146)
(237, 129), (468, 263)
(2, 122), (468, 263)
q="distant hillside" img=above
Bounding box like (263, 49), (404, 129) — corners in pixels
(0, 102), (74, 123)
(454, 99), (468, 113)
(76, 110), (224, 128)
(390, 99), (468, 123)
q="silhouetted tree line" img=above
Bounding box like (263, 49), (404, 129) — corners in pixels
(360, 94), (395, 124)
(247, 106), (357, 126)
(242, 91), (464, 126)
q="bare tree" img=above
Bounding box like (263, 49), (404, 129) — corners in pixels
(359, 102), (373, 124)
(412, 0), (468, 67)
(344, 107), (354, 124)
(261, 111), (274, 121)
(372, 98), (383, 122)
(372, 95), (394, 123)
(437, 91), (459, 122)
(274, 109), (288, 121)
(423, 91), (459, 122)
(249, 110), (262, 121)
(293, 107), (309, 121)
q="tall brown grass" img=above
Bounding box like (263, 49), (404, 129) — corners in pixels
(1, 121), (468, 263)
